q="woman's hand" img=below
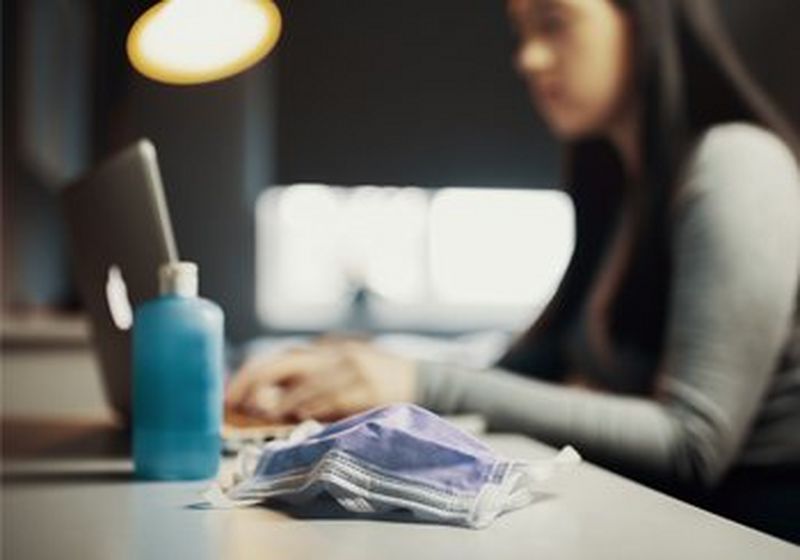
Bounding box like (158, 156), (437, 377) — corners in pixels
(225, 340), (417, 423)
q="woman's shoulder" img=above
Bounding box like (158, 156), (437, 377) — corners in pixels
(675, 122), (800, 208)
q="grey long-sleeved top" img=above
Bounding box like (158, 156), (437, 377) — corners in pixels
(414, 123), (800, 489)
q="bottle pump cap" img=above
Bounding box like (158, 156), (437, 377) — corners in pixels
(158, 261), (198, 297)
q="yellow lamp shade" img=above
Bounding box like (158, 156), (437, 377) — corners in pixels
(127, 0), (281, 85)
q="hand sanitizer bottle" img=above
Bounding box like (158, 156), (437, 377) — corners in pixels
(132, 261), (224, 480)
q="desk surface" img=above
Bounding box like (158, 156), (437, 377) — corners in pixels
(3, 431), (797, 560)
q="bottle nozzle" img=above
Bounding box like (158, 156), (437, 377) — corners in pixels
(159, 261), (198, 297)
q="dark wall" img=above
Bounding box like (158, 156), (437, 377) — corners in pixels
(273, 0), (800, 189)
(723, 0), (800, 128)
(274, 0), (559, 188)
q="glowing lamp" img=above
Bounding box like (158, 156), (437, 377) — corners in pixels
(127, 0), (281, 85)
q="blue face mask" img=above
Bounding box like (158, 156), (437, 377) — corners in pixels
(205, 404), (580, 529)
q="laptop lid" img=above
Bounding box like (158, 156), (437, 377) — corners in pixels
(61, 139), (177, 423)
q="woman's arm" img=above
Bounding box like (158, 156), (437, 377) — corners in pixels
(415, 124), (800, 488)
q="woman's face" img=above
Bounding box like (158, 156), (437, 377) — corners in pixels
(509, 0), (635, 140)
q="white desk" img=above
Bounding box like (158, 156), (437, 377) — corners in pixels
(3, 432), (798, 560)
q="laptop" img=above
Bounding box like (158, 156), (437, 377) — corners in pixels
(61, 139), (296, 442)
(62, 140), (177, 422)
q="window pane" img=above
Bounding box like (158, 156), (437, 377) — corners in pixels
(256, 185), (574, 331)
(430, 188), (573, 305)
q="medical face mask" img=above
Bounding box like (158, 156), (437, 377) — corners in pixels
(204, 404), (580, 529)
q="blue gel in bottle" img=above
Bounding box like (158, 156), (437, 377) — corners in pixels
(133, 261), (224, 480)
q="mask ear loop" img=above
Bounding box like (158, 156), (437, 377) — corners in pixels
(498, 446), (583, 518)
(203, 420), (328, 509)
(526, 445), (582, 479)
(199, 442), (267, 508)
(467, 446), (581, 528)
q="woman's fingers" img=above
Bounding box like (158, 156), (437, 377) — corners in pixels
(270, 378), (333, 420)
(225, 352), (329, 409)
(272, 362), (353, 420)
(285, 380), (372, 422)
(239, 383), (285, 420)
(292, 389), (355, 422)
(225, 341), (413, 423)
(294, 396), (338, 422)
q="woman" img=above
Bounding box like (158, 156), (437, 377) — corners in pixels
(227, 0), (800, 540)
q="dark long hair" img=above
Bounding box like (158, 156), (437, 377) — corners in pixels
(497, 0), (799, 383)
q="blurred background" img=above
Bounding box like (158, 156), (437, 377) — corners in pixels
(2, 0), (799, 349)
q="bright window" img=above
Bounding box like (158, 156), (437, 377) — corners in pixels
(256, 184), (574, 332)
